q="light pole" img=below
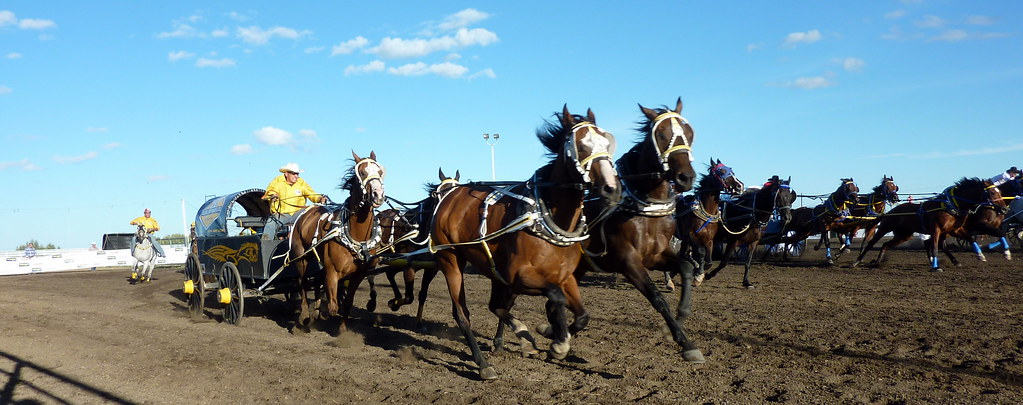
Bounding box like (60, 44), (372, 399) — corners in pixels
(483, 133), (500, 181)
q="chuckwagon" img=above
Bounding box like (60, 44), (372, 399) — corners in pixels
(183, 188), (320, 325)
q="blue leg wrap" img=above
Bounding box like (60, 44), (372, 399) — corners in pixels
(931, 256), (939, 268)
(1001, 237), (1010, 250)
(825, 247), (832, 259)
(845, 235), (852, 246)
(972, 242), (982, 254)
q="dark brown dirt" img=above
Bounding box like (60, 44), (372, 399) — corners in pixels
(2, 247), (1022, 404)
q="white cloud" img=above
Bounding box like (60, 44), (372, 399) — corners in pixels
(19, 18), (56, 30)
(7, 52), (22, 59)
(746, 43), (758, 53)
(231, 144), (253, 154)
(85, 127), (108, 133)
(253, 127), (292, 145)
(468, 68), (496, 80)
(836, 57), (865, 72)
(387, 62), (469, 78)
(211, 28), (229, 37)
(103, 142), (121, 149)
(0, 85), (10, 95)
(369, 28), (498, 59)
(195, 57), (236, 67)
(157, 23), (198, 39)
(884, 10), (906, 19)
(298, 129), (317, 138)
(445, 53), (462, 61)
(438, 8), (490, 31)
(915, 15), (945, 28)
(304, 46), (325, 54)
(227, 11), (253, 22)
(783, 29), (821, 47)
(147, 175), (169, 182)
(903, 143), (1023, 159)
(966, 15), (996, 26)
(928, 29), (1008, 42)
(53, 151), (98, 164)
(0, 10), (15, 26)
(237, 25), (309, 45)
(168, 50), (195, 62)
(0, 158), (41, 171)
(331, 36), (368, 56)
(775, 76), (835, 90)
(344, 60), (386, 76)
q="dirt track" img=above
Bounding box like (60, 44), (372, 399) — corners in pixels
(2, 247), (1022, 404)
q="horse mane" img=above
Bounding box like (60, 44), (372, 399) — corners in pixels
(338, 159), (358, 191)
(872, 180), (888, 194)
(538, 113), (583, 161)
(954, 177), (986, 190)
(632, 106), (672, 144)
(694, 173), (722, 193)
(422, 181), (441, 194)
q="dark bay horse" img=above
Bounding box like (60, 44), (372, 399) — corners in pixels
(287, 151), (386, 334)
(374, 168), (460, 325)
(773, 179), (860, 265)
(830, 176), (900, 253)
(707, 175), (795, 288)
(675, 159), (744, 287)
(852, 177), (1006, 272)
(949, 178), (1019, 261)
(575, 99), (707, 364)
(430, 106), (620, 380)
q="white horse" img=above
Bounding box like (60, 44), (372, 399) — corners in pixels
(131, 224), (157, 283)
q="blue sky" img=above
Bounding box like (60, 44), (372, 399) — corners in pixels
(2, 1), (1021, 249)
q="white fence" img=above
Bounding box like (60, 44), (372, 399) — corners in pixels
(1, 245), (188, 276)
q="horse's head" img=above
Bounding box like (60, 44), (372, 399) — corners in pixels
(983, 179), (1008, 210)
(709, 158), (745, 195)
(433, 168), (461, 199)
(557, 105), (621, 205)
(135, 224), (148, 241)
(837, 178), (859, 204)
(766, 175), (795, 228)
(349, 151), (386, 208)
(878, 175), (900, 203)
(637, 98), (695, 192)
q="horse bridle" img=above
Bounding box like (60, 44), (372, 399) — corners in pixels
(565, 121), (616, 184)
(650, 111), (694, 170)
(354, 157), (385, 205)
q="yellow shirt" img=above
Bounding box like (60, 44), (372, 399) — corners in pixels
(130, 216), (160, 233)
(263, 175), (323, 214)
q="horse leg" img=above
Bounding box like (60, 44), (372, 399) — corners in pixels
(821, 229), (835, 266)
(969, 236), (987, 262)
(705, 240), (736, 281)
(617, 259), (704, 362)
(437, 252), (496, 380)
(742, 240), (760, 289)
(853, 223), (890, 267)
(337, 273), (365, 334)
(415, 267), (439, 331)
(364, 274), (377, 313)
(291, 256), (312, 333)
(663, 271), (676, 292)
(542, 286), (572, 360)
(489, 286), (538, 356)
(938, 235), (960, 267)
(875, 230), (915, 268)
(386, 266), (415, 311)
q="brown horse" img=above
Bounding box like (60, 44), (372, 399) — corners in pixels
(287, 151), (386, 334)
(430, 106), (620, 380)
(374, 168), (460, 326)
(675, 159), (744, 286)
(948, 179), (1019, 261)
(773, 178), (860, 265)
(852, 177), (1006, 272)
(829, 176), (900, 253)
(707, 175), (796, 288)
(574, 99), (706, 363)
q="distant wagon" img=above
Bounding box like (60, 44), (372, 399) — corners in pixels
(183, 189), (319, 325)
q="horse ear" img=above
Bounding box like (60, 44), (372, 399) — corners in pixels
(352, 150), (361, 161)
(454, 170), (460, 181)
(438, 167), (446, 181)
(639, 103), (658, 120)
(370, 151), (377, 161)
(674, 97), (683, 114)
(786, 176), (791, 184)
(561, 104), (574, 126)
(585, 108), (596, 123)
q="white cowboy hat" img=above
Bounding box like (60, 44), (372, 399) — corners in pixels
(279, 163), (304, 174)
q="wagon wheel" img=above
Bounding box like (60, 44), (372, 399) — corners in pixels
(788, 240), (806, 257)
(1007, 224), (1023, 249)
(184, 253), (205, 319)
(219, 262), (245, 326)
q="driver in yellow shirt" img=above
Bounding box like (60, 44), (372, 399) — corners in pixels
(130, 208), (166, 257)
(262, 163), (328, 239)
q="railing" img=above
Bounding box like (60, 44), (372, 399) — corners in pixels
(0, 245), (188, 276)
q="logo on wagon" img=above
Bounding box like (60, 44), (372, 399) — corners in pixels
(203, 242), (259, 264)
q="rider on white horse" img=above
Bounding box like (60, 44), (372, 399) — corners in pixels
(129, 208), (165, 257)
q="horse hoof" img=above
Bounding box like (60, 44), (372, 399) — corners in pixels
(931, 267), (943, 273)
(977, 254), (987, 262)
(535, 324), (554, 339)
(479, 367), (498, 380)
(692, 273), (705, 287)
(366, 300), (377, 313)
(744, 284), (755, 290)
(682, 349), (706, 363)
(851, 261), (860, 268)
(387, 299), (402, 311)
(825, 259), (835, 267)
(550, 343), (571, 360)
